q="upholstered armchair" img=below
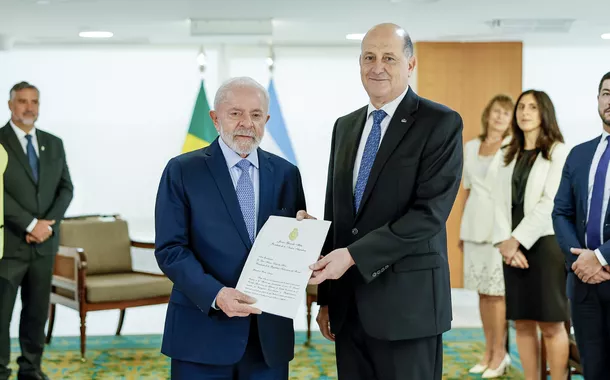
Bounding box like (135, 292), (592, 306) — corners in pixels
(45, 215), (172, 360)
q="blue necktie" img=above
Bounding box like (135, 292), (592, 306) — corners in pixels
(587, 135), (610, 250)
(25, 134), (39, 183)
(235, 159), (256, 243)
(354, 109), (387, 212)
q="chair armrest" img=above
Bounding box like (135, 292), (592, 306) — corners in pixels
(131, 240), (155, 249)
(53, 246), (88, 304)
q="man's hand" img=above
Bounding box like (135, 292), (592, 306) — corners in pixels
(308, 248), (355, 285)
(571, 248), (609, 283)
(296, 210), (317, 221)
(29, 220), (55, 243)
(316, 306), (335, 342)
(25, 234), (37, 244)
(215, 287), (261, 318)
(498, 237), (519, 260)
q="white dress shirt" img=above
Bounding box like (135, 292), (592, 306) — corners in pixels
(353, 87), (409, 190)
(213, 136), (261, 309)
(587, 130), (610, 266)
(10, 121), (41, 233)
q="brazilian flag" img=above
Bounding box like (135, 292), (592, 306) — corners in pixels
(182, 81), (218, 153)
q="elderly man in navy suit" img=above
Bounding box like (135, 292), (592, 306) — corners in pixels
(155, 77), (306, 380)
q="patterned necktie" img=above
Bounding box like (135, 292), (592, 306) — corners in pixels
(25, 134), (39, 183)
(587, 135), (610, 250)
(235, 159), (256, 243)
(354, 109), (387, 212)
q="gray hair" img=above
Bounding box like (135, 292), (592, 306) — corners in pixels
(10, 81), (39, 100)
(402, 31), (414, 58)
(213, 76), (269, 112)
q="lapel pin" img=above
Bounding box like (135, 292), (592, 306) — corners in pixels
(401, 119), (407, 123)
(41, 146), (45, 151)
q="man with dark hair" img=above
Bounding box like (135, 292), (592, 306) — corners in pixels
(0, 81), (73, 380)
(553, 71), (610, 379)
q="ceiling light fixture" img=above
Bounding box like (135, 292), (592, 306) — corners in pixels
(602, 33), (610, 40)
(346, 33), (365, 40)
(79, 31), (114, 39)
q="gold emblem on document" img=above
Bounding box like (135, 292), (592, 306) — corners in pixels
(289, 228), (299, 241)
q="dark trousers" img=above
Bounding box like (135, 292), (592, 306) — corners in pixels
(335, 304), (443, 380)
(571, 282), (610, 380)
(0, 253), (55, 379)
(171, 318), (288, 380)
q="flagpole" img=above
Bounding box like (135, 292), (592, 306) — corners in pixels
(197, 45), (206, 82)
(267, 44), (275, 78)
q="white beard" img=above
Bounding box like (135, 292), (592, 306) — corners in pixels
(219, 125), (262, 156)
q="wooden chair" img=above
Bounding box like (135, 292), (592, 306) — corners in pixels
(45, 215), (172, 361)
(305, 284), (317, 345)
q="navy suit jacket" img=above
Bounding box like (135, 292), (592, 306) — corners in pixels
(553, 135), (610, 300)
(154, 138), (306, 366)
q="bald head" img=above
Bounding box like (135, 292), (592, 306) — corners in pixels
(359, 23), (416, 108)
(362, 23), (413, 59)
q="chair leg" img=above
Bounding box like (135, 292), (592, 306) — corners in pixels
(306, 295), (313, 346)
(116, 309), (126, 336)
(45, 303), (56, 344)
(80, 311), (87, 362)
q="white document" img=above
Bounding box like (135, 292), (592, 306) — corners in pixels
(235, 215), (331, 319)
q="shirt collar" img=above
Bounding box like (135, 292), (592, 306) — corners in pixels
(601, 129), (610, 144)
(218, 136), (259, 169)
(9, 120), (36, 140)
(366, 86), (410, 120)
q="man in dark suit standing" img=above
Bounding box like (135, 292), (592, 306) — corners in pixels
(155, 77), (306, 379)
(552, 71), (610, 380)
(0, 82), (73, 380)
(298, 23), (463, 379)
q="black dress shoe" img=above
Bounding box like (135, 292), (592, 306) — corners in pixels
(17, 371), (50, 380)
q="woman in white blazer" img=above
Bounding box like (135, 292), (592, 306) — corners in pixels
(459, 94), (514, 377)
(493, 90), (569, 380)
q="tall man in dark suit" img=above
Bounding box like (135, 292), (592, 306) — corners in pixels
(155, 77), (306, 380)
(552, 71), (610, 380)
(0, 82), (73, 380)
(298, 23), (464, 380)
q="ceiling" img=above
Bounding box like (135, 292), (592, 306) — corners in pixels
(0, 0), (609, 49)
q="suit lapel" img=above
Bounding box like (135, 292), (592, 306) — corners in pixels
(205, 139), (252, 249)
(336, 107), (367, 221)
(581, 137), (599, 216)
(36, 130), (49, 190)
(355, 88), (418, 222)
(256, 149), (275, 236)
(1, 123), (36, 184)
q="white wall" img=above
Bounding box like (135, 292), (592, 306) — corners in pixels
(1, 44), (608, 232)
(522, 46), (610, 149)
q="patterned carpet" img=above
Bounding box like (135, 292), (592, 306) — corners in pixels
(5, 329), (568, 379)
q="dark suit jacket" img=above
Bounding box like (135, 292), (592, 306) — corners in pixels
(552, 135), (610, 301)
(0, 122), (73, 259)
(154, 138), (306, 366)
(318, 87), (463, 341)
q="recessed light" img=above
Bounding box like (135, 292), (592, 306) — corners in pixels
(346, 33), (365, 41)
(602, 33), (610, 40)
(79, 31), (114, 39)
(36, 0), (51, 5)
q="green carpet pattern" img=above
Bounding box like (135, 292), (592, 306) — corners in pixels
(6, 329), (577, 379)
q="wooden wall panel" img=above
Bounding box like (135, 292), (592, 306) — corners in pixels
(414, 42), (523, 288)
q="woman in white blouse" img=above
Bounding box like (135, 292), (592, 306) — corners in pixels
(493, 90), (569, 380)
(459, 94), (513, 377)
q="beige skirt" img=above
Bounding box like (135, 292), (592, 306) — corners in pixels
(463, 241), (505, 296)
